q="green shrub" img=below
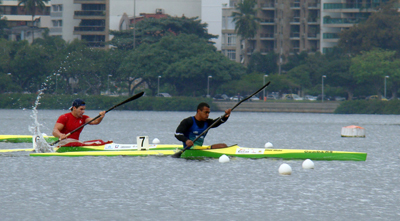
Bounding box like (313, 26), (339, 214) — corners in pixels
(0, 94), (214, 111)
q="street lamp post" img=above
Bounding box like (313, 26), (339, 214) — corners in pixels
(54, 73), (60, 94)
(207, 75), (212, 98)
(133, 0), (136, 48)
(157, 76), (161, 95)
(322, 75), (326, 102)
(384, 76), (389, 99)
(107, 74), (112, 95)
(263, 74), (268, 101)
(7, 73), (11, 93)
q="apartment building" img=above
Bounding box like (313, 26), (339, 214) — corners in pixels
(0, 0), (51, 43)
(321, 0), (387, 53)
(221, 0), (391, 66)
(47, 0), (225, 49)
(222, 0), (321, 65)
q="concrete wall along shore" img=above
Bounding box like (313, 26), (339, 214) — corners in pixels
(213, 102), (340, 113)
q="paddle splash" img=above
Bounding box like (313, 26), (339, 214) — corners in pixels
(29, 88), (54, 153)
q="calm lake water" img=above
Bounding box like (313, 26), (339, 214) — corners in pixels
(1, 109), (400, 220)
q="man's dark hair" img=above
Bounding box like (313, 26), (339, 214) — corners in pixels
(197, 102), (210, 111)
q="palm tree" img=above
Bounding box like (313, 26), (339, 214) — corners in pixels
(232, 0), (260, 63)
(18, 0), (49, 43)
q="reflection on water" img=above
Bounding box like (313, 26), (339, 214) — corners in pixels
(1, 110), (400, 220)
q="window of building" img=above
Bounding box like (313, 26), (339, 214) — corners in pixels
(52, 20), (63, 27)
(227, 17), (235, 29)
(221, 33), (226, 45)
(227, 50), (236, 60)
(227, 34), (236, 46)
(222, 16), (226, 29)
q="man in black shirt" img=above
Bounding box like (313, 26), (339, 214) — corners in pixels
(175, 102), (231, 149)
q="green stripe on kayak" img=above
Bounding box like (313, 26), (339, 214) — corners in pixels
(0, 135), (58, 143)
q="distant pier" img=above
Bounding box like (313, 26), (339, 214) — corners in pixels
(213, 101), (340, 113)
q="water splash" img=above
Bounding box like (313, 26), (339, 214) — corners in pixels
(29, 81), (55, 153)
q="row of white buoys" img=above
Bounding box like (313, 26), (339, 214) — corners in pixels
(278, 159), (315, 175)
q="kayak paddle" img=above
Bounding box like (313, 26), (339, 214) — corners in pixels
(51, 91), (145, 146)
(171, 81), (271, 158)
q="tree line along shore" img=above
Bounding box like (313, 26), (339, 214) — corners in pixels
(1, 94), (400, 114)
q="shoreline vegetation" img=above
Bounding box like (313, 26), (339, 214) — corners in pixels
(1, 94), (400, 114)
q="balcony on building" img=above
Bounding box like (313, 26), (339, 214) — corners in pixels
(259, 33), (275, 40)
(260, 18), (275, 25)
(246, 48), (254, 55)
(307, 17), (320, 24)
(261, 2), (275, 10)
(323, 32), (339, 42)
(323, 16), (367, 28)
(308, 3), (321, 9)
(290, 2), (301, 9)
(290, 32), (300, 40)
(74, 10), (105, 19)
(290, 47), (300, 54)
(74, 26), (106, 35)
(290, 17), (301, 25)
(74, 0), (106, 3)
(307, 32), (320, 40)
(323, 2), (380, 13)
(260, 48), (274, 55)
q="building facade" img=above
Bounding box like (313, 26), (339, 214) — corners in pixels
(221, 0), (391, 66)
(46, 0), (225, 49)
(0, 0), (51, 43)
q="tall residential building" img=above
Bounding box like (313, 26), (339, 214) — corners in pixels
(47, 0), (225, 49)
(222, 0), (322, 65)
(321, 0), (388, 53)
(222, 0), (392, 66)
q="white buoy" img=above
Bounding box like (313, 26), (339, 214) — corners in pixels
(279, 163), (292, 175)
(264, 142), (273, 148)
(302, 159), (315, 169)
(152, 138), (160, 144)
(219, 154), (230, 163)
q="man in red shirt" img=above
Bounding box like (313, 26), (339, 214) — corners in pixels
(52, 99), (105, 142)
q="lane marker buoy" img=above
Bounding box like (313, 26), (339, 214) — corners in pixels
(279, 163), (292, 175)
(264, 142), (273, 148)
(152, 138), (160, 144)
(302, 159), (314, 169)
(219, 154), (230, 163)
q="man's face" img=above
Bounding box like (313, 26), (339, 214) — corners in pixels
(197, 106), (210, 121)
(72, 106), (86, 118)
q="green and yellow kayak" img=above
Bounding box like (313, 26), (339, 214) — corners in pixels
(181, 146), (367, 161)
(29, 144), (367, 161)
(0, 135), (58, 143)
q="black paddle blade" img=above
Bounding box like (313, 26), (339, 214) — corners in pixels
(171, 150), (184, 158)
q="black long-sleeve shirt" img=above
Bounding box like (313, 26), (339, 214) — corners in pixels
(175, 115), (229, 143)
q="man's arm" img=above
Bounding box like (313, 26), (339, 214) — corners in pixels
(87, 111), (106, 125)
(52, 122), (67, 140)
(210, 108), (231, 128)
(175, 117), (193, 145)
